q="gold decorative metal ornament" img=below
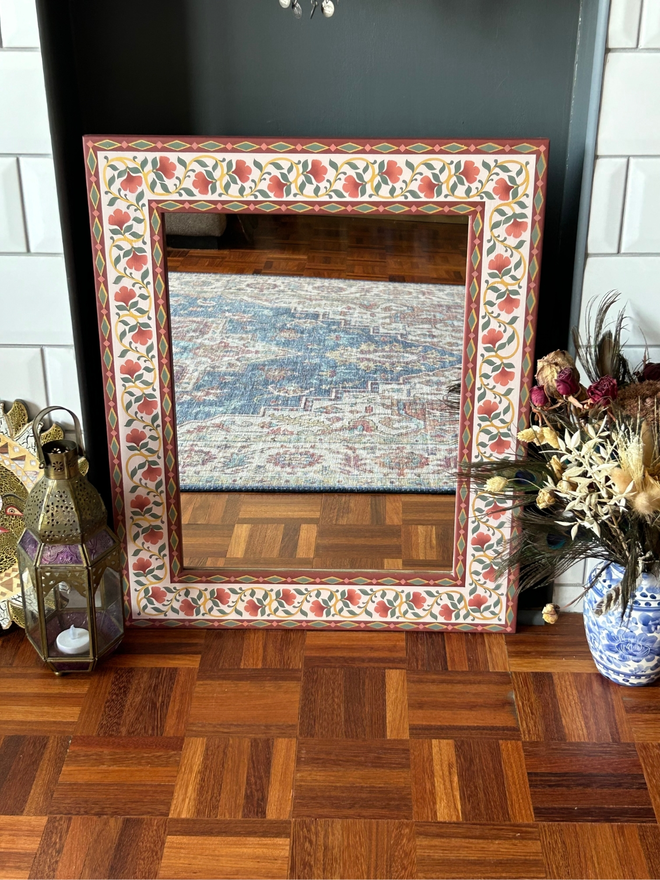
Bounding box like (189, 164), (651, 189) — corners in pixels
(17, 407), (124, 673)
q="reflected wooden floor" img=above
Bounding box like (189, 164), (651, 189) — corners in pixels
(180, 492), (455, 571)
(1, 616), (660, 879)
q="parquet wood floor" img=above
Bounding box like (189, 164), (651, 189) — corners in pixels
(166, 214), (468, 285)
(2, 616), (660, 878)
(180, 492), (455, 571)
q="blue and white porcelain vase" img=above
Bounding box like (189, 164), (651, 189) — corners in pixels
(583, 563), (660, 686)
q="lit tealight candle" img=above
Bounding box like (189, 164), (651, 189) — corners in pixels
(55, 624), (90, 655)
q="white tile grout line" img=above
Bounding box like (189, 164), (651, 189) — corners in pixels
(636, 0), (645, 47)
(586, 251), (660, 257)
(39, 346), (51, 406)
(616, 157), (630, 254)
(607, 47), (660, 52)
(14, 154), (32, 254)
(0, 251), (64, 257)
(0, 344), (74, 350)
(0, 46), (40, 53)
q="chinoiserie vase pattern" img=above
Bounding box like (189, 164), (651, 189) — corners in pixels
(583, 563), (660, 687)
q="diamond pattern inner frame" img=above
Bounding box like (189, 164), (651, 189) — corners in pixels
(83, 136), (548, 631)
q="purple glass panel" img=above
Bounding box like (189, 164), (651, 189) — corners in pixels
(41, 544), (83, 565)
(85, 529), (115, 561)
(19, 530), (39, 560)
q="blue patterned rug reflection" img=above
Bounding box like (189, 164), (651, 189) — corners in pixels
(170, 273), (464, 492)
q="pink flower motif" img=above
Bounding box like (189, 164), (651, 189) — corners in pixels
(121, 171), (143, 193)
(137, 397), (158, 416)
(244, 599), (260, 617)
(132, 557), (151, 574)
(471, 531), (491, 550)
(131, 326), (153, 346)
(488, 254), (511, 275)
(374, 600), (390, 618)
(149, 586), (167, 603)
(383, 160), (402, 183)
(468, 593), (489, 610)
(214, 588), (231, 605)
(142, 462), (162, 481)
(193, 171), (211, 194)
(130, 494), (150, 513)
(482, 328), (504, 348)
(114, 286), (135, 307)
(478, 400), (499, 419)
(490, 435), (510, 455)
(180, 598), (196, 617)
(143, 527), (163, 545)
(493, 366), (515, 387)
(108, 209), (131, 229)
(126, 251), (148, 272)
(310, 599), (325, 617)
(506, 218), (528, 239)
(309, 159), (328, 183)
(342, 175), (361, 198)
(493, 178), (514, 201)
(482, 566), (496, 582)
(280, 588), (297, 606)
(487, 503), (507, 521)
(126, 428), (147, 447)
(410, 592), (426, 610)
(120, 359), (142, 380)
(439, 603), (454, 621)
(345, 588), (361, 606)
(157, 157), (177, 179)
(267, 176), (286, 198)
(419, 176), (437, 199)
(460, 160), (479, 184)
(234, 159), (252, 183)
(499, 292), (520, 315)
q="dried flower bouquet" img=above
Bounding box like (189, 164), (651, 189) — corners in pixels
(467, 292), (660, 616)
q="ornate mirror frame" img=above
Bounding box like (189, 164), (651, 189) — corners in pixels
(83, 136), (548, 631)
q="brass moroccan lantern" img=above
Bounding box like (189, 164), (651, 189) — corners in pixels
(16, 407), (124, 673)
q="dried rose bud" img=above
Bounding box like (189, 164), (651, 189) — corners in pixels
(641, 362), (660, 382)
(555, 367), (581, 397)
(587, 376), (618, 404)
(542, 603), (559, 625)
(536, 488), (556, 509)
(530, 385), (550, 407)
(536, 350), (575, 398)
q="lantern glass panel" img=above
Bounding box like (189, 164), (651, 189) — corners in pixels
(20, 566), (43, 654)
(19, 530), (39, 560)
(94, 566), (123, 653)
(41, 544), (83, 565)
(39, 568), (92, 662)
(85, 528), (116, 562)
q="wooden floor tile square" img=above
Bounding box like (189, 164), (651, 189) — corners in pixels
(170, 737), (296, 818)
(0, 735), (69, 814)
(293, 739), (412, 819)
(415, 823), (545, 880)
(540, 822), (660, 879)
(49, 736), (183, 816)
(158, 820), (291, 879)
(304, 632), (406, 668)
(289, 819), (416, 879)
(411, 740), (533, 822)
(621, 685), (660, 741)
(407, 672), (520, 738)
(106, 627), (203, 669)
(188, 671), (300, 736)
(0, 816), (46, 880)
(506, 616), (598, 672)
(74, 668), (196, 736)
(524, 742), (656, 823)
(199, 630), (305, 671)
(299, 668), (407, 738)
(407, 633), (508, 671)
(513, 671), (631, 742)
(29, 815), (168, 879)
(0, 669), (89, 735)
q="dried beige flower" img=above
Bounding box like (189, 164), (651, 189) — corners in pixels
(536, 350), (575, 398)
(536, 488), (556, 509)
(557, 478), (578, 493)
(518, 428), (537, 443)
(549, 456), (565, 481)
(542, 603), (559, 624)
(632, 477), (660, 516)
(538, 427), (560, 449)
(486, 476), (509, 493)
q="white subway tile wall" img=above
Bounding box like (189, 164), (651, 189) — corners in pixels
(561, 0), (660, 607)
(0, 0), (79, 420)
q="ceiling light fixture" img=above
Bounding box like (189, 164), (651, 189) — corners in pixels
(279, 0), (335, 19)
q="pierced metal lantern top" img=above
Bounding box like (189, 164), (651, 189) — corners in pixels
(22, 407), (107, 545)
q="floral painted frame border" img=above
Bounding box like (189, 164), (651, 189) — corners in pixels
(84, 136), (548, 631)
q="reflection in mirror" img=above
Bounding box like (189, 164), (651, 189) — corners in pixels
(165, 212), (468, 572)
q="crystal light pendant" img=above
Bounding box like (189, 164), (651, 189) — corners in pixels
(279, 0), (337, 19)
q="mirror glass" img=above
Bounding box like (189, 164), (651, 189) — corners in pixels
(165, 211), (468, 572)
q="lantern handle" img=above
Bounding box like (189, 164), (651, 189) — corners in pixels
(32, 407), (85, 468)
